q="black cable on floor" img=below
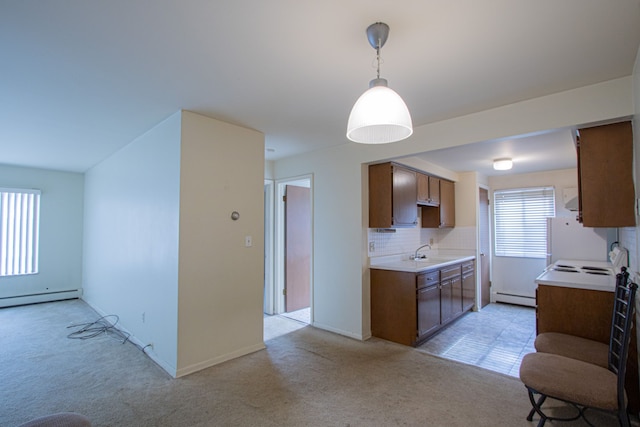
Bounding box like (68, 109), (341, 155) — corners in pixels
(66, 314), (130, 344)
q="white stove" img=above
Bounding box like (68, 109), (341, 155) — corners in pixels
(535, 259), (616, 292)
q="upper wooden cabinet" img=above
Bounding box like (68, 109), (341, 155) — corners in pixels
(417, 173), (440, 206)
(369, 162), (418, 228)
(577, 121), (635, 227)
(422, 179), (455, 228)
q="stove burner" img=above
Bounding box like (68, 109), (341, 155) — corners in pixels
(552, 267), (579, 273)
(585, 271), (610, 276)
(581, 266), (610, 272)
(555, 264), (575, 269)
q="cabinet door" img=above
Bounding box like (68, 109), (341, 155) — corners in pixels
(451, 275), (463, 317)
(462, 271), (475, 311)
(417, 173), (430, 204)
(368, 163), (393, 228)
(392, 165), (418, 227)
(578, 121), (635, 227)
(439, 179), (455, 227)
(428, 176), (440, 205)
(417, 284), (441, 338)
(417, 174), (439, 206)
(440, 279), (453, 324)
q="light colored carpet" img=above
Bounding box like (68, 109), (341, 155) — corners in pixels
(0, 299), (635, 426)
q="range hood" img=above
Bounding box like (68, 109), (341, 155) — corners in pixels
(563, 187), (578, 212)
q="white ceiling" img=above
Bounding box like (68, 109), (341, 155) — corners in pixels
(410, 128), (579, 177)
(1, 1), (639, 173)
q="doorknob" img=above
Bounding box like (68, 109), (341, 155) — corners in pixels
(480, 252), (485, 256)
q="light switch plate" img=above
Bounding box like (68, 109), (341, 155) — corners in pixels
(245, 236), (252, 247)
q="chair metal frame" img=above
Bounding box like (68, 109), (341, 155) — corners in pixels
(524, 268), (637, 427)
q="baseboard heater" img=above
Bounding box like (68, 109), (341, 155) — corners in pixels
(494, 292), (536, 308)
(0, 289), (82, 308)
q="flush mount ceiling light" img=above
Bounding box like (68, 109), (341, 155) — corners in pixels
(493, 158), (513, 171)
(347, 22), (413, 144)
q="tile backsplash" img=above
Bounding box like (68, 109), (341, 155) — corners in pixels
(618, 226), (637, 273)
(368, 226), (477, 257)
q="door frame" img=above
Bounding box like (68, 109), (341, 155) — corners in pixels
(477, 184), (491, 309)
(264, 180), (275, 314)
(274, 174), (313, 319)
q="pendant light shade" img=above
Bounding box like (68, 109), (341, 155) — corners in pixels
(347, 79), (413, 144)
(347, 22), (413, 144)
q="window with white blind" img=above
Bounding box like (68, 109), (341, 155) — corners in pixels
(493, 187), (555, 258)
(0, 188), (41, 276)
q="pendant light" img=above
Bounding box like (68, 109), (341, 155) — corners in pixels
(347, 22), (413, 144)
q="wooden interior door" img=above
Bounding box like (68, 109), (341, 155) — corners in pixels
(284, 185), (311, 312)
(479, 188), (491, 307)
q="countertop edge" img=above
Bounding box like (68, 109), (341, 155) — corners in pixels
(370, 255), (476, 273)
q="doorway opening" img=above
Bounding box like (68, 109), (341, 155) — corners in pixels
(263, 176), (313, 340)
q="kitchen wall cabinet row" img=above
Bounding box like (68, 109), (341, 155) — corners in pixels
(371, 260), (475, 347)
(368, 162), (455, 229)
(577, 121), (635, 227)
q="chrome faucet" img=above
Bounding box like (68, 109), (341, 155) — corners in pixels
(413, 244), (432, 260)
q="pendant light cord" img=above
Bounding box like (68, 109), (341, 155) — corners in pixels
(376, 44), (381, 79)
(376, 43), (381, 79)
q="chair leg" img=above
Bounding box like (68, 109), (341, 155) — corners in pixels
(618, 408), (630, 427)
(527, 393), (546, 422)
(527, 389), (548, 426)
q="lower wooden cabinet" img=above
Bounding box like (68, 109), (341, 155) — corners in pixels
(371, 260), (475, 346)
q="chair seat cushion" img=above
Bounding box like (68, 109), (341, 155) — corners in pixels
(520, 352), (623, 410)
(534, 332), (609, 368)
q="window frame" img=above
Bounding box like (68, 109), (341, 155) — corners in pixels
(0, 187), (41, 277)
(493, 186), (555, 259)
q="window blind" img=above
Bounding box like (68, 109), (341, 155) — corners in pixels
(0, 188), (41, 276)
(493, 187), (555, 258)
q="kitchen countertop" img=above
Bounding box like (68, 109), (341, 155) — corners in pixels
(369, 251), (475, 273)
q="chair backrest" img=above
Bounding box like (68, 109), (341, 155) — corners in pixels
(607, 266), (637, 407)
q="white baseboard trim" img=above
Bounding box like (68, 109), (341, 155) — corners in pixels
(175, 343), (266, 378)
(493, 292), (536, 307)
(0, 289), (82, 308)
(312, 321), (367, 341)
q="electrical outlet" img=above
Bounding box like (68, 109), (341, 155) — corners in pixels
(369, 242), (375, 252)
(141, 312), (146, 323)
(429, 238), (434, 245)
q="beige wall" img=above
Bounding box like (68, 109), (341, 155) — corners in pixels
(177, 111), (265, 376)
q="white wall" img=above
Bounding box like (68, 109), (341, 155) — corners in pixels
(83, 112), (182, 375)
(0, 165), (83, 306)
(176, 111), (265, 376)
(489, 168), (582, 304)
(273, 77), (635, 340)
(629, 43), (640, 276)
